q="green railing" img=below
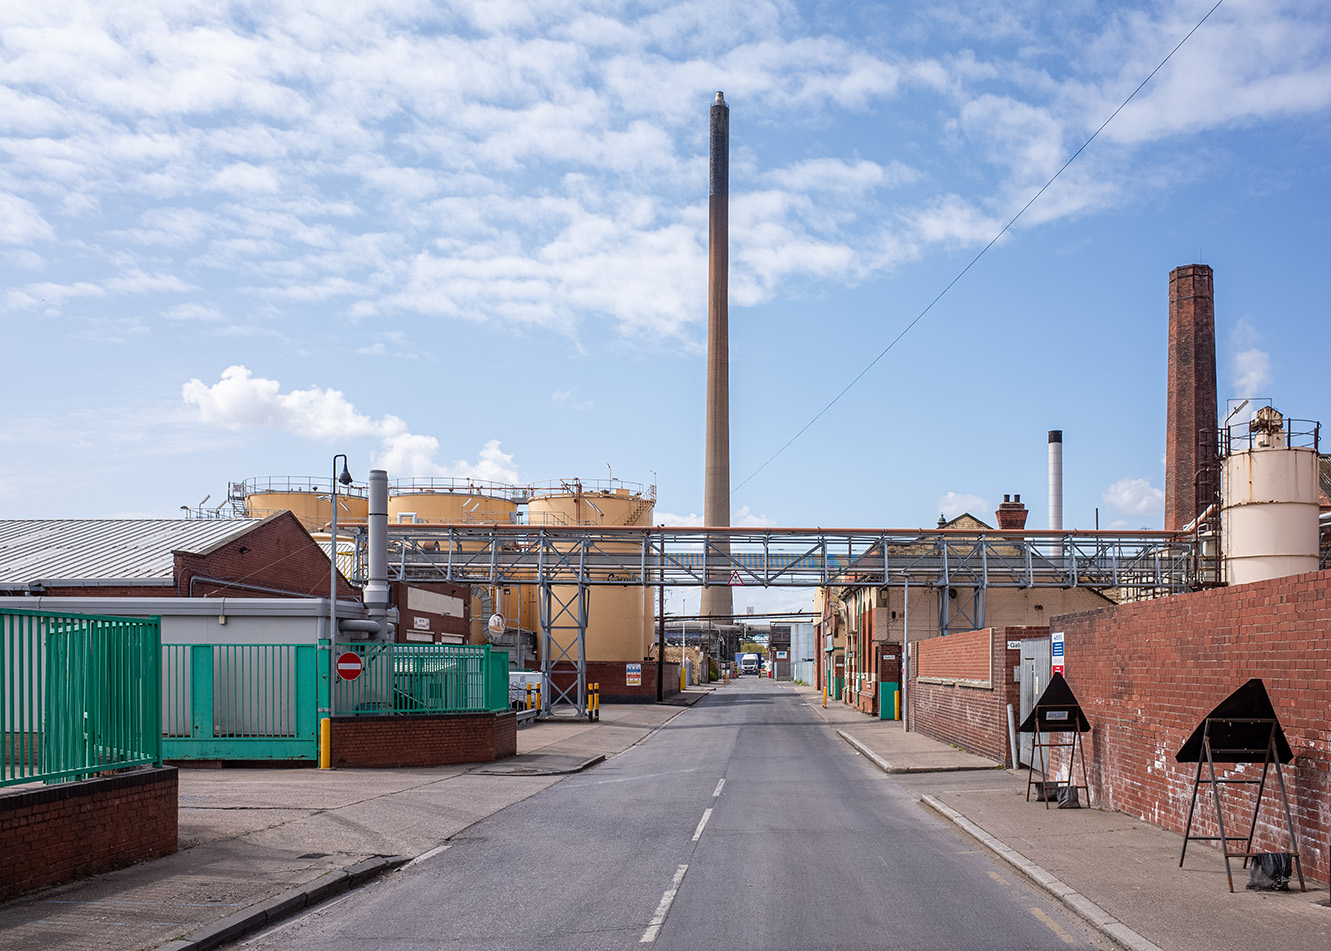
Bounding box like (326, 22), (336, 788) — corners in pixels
(1, 608), (162, 787)
(334, 643), (509, 715)
(162, 644), (318, 760)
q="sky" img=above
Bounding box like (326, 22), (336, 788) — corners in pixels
(2, 1), (1330, 614)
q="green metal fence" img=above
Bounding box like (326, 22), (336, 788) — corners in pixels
(1, 608), (162, 787)
(334, 643), (509, 715)
(161, 644), (319, 761)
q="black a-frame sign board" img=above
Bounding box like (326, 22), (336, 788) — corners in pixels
(1018, 673), (1091, 809)
(1175, 678), (1305, 893)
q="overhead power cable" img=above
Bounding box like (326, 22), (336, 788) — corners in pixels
(730, 0), (1227, 498)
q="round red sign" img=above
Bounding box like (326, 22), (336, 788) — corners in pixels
(336, 651), (363, 681)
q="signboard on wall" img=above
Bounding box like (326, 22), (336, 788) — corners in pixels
(1051, 631), (1065, 675)
(626, 662), (642, 686)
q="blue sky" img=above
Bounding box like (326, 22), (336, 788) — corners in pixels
(2, 0), (1329, 589)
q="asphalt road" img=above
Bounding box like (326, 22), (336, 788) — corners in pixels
(238, 679), (1113, 950)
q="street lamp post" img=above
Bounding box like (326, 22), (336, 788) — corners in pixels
(329, 453), (354, 666)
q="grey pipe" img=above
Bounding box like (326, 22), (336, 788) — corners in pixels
(365, 469), (390, 637)
(1007, 703), (1020, 770)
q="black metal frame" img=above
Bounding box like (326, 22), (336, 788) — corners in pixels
(1178, 718), (1306, 892)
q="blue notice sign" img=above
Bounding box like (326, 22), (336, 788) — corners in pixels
(1051, 631), (1065, 674)
(626, 662), (642, 686)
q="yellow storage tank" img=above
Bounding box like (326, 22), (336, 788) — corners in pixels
(527, 482), (655, 663)
(243, 477), (367, 531)
(388, 480), (520, 527)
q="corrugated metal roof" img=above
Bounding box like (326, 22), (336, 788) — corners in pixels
(0, 519), (263, 584)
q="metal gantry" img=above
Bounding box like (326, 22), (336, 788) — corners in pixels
(357, 525), (1203, 716)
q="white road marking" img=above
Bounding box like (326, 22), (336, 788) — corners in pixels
(712, 778), (725, 797)
(401, 844), (451, 870)
(640, 864), (689, 943)
(691, 808), (713, 842)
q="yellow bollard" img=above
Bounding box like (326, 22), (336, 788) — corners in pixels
(895, 689), (901, 721)
(319, 717), (331, 769)
(525, 682), (533, 710)
(593, 682), (600, 721)
(822, 682), (827, 709)
(534, 683), (541, 713)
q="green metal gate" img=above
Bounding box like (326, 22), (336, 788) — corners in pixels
(2, 608), (162, 787)
(161, 644), (318, 761)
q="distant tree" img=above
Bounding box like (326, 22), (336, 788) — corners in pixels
(740, 641), (765, 654)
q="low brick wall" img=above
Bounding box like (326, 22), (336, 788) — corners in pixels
(559, 661), (680, 703)
(330, 712), (517, 767)
(910, 627), (1044, 764)
(0, 766), (178, 900)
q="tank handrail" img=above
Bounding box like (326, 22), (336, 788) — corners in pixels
(1219, 417), (1320, 455)
(240, 475), (369, 498)
(526, 478), (656, 500)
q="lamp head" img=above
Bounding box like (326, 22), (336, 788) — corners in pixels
(337, 463), (354, 486)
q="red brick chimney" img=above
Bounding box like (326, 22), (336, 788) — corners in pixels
(995, 494), (1029, 530)
(1165, 264), (1218, 532)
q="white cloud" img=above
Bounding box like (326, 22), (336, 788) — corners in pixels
(1103, 477), (1164, 516)
(938, 492), (990, 520)
(1230, 318), (1271, 397)
(734, 505), (776, 528)
(0, 193), (54, 244)
(179, 365), (520, 482)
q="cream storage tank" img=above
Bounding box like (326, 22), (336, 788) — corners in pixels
(388, 478), (528, 642)
(1221, 407), (1321, 586)
(526, 480), (656, 663)
(242, 476), (368, 531)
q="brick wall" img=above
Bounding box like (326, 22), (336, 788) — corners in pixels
(917, 627), (993, 685)
(1052, 568), (1331, 882)
(0, 767), (178, 900)
(178, 511), (354, 599)
(330, 712), (517, 767)
(910, 627), (1043, 764)
(561, 661), (680, 703)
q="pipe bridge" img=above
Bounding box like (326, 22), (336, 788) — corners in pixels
(354, 525), (1201, 718)
(363, 525), (1198, 592)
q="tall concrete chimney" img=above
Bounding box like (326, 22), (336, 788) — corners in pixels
(1048, 430), (1063, 531)
(1165, 264), (1218, 531)
(701, 91), (732, 622)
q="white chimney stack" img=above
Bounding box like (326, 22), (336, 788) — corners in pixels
(1048, 430), (1063, 531)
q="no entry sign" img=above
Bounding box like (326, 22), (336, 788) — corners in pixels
(336, 651), (364, 681)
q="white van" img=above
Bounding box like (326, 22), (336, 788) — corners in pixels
(740, 653), (760, 675)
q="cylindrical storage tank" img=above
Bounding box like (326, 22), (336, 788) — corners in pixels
(244, 478), (368, 531)
(1222, 441), (1319, 586)
(388, 489), (518, 526)
(528, 486), (655, 663)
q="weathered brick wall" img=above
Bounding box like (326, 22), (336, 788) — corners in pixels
(1053, 568), (1330, 882)
(910, 627), (1041, 764)
(0, 767), (178, 900)
(331, 712), (517, 767)
(917, 627), (993, 684)
(178, 511), (353, 599)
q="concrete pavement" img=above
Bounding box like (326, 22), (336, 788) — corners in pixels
(790, 682), (1330, 951)
(2, 680), (1326, 951)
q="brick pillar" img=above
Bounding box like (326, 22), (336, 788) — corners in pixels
(1164, 264), (1218, 532)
